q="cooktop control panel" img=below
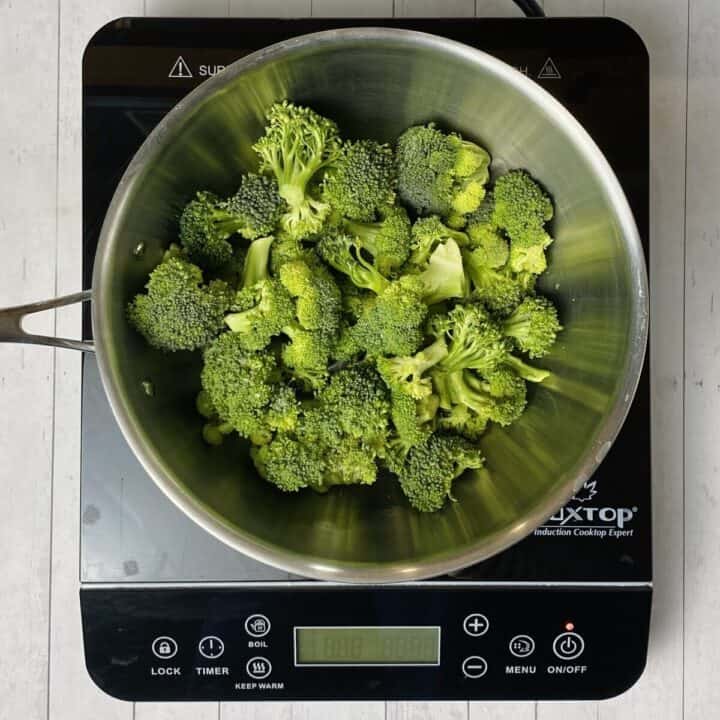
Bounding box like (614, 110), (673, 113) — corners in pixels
(82, 587), (650, 701)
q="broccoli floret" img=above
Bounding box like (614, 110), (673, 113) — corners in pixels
(225, 173), (286, 240)
(178, 191), (237, 270)
(269, 235), (305, 274)
(224, 278), (295, 350)
(493, 169), (553, 240)
(436, 404), (488, 442)
(493, 170), (554, 275)
(502, 295), (562, 358)
(253, 101), (341, 240)
(388, 391), (434, 455)
(322, 139), (396, 222)
(432, 303), (509, 376)
(433, 369), (527, 427)
(252, 433), (377, 494)
(278, 259), (342, 335)
(127, 257), (230, 352)
(396, 123), (490, 225)
(321, 439), (378, 489)
(348, 281), (428, 357)
(317, 232), (391, 295)
(223, 236), (296, 350)
(252, 434), (325, 492)
(391, 433), (484, 512)
(281, 325), (334, 390)
(463, 248), (524, 315)
(302, 365), (390, 451)
(338, 278), (375, 320)
(344, 204), (412, 274)
(343, 239), (466, 358)
(201, 332), (280, 443)
(377, 337), (448, 400)
(406, 237), (468, 305)
(407, 215), (470, 270)
(465, 194), (510, 268)
(266, 385), (301, 432)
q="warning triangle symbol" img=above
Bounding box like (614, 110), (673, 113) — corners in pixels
(169, 56), (193, 79)
(537, 57), (561, 80)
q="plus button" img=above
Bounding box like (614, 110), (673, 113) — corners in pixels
(463, 613), (490, 637)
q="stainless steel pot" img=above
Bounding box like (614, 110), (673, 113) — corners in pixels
(0, 28), (648, 583)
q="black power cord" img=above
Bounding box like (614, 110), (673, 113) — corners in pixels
(512, 0), (546, 17)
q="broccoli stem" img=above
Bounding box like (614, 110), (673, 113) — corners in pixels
(242, 236), (274, 288)
(505, 355), (550, 383)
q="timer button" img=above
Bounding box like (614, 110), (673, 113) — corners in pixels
(198, 635), (224, 660)
(462, 655), (488, 678)
(463, 613), (489, 637)
(245, 614), (271, 638)
(552, 632), (585, 660)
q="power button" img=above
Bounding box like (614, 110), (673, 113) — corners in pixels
(552, 632), (585, 660)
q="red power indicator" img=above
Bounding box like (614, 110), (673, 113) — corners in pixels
(565, 621), (575, 631)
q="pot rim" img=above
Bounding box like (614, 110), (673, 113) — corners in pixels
(92, 26), (648, 584)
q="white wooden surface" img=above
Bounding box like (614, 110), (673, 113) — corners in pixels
(0, 0), (706, 718)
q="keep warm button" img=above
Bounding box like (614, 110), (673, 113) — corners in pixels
(552, 632), (585, 661)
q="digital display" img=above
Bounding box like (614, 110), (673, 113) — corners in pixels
(294, 626), (440, 666)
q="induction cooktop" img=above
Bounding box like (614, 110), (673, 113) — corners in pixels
(79, 16), (650, 702)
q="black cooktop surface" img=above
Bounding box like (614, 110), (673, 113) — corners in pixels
(80, 16), (650, 586)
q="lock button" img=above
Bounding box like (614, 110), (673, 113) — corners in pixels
(152, 636), (178, 660)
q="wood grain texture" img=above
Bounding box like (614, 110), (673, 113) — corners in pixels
(135, 704), (219, 719)
(601, 2), (687, 719)
(387, 702), (468, 720)
(0, 2), (58, 719)
(544, 0), (600, 16)
(311, 0), (393, 16)
(684, 0), (720, 718)
(145, 0), (228, 15)
(469, 705), (534, 720)
(395, 0), (475, 17)
(229, 0), (312, 17)
(0, 1), (700, 718)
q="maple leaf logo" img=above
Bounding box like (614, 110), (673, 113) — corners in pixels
(572, 479), (598, 503)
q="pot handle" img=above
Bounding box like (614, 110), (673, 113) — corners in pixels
(0, 290), (94, 353)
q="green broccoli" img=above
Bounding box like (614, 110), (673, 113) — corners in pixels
(346, 281), (427, 357)
(502, 295), (562, 358)
(225, 173), (286, 239)
(492, 170), (554, 275)
(301, 365), (390, 452)
(200, 331), (280, 444)
(253, 101), (341, 240)
(252, 434), (326, 492)
(391, 433), (484, 512)
(465, 194), (510, 268)
(407, 215), (470, 270)
(343, 204), (412, 274)
(377, 337), (448, 400)
(463, 248), (524, 315)
(432, 368), (527, 427)
(322, 139), (396, 222)
(395, 123), (491, 225)
(317, 232), (391, 295)
(342, 239), (467, 358)
(127, 257), (230, 352)
(278, 259), (342, 336)
(433, 303), (509, 376)
(178, 191), (237, 270)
